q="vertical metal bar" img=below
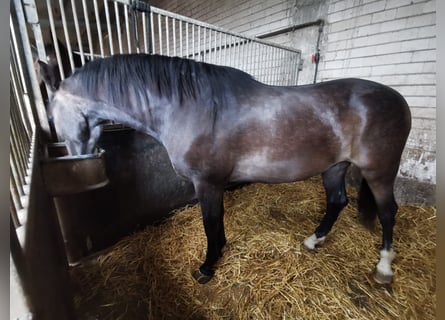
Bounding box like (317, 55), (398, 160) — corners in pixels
(104, 0), (114, 55)
(213, 30), (217, 64)
(142, 10), (148, 53)
(146, 10), (152, 54)
(277, 49), (282, 84)
(46, 0), (65, 79)
(165, 16), (169, 56)
(235, 37), (241, 68)
(179, 20), (183, 57)
(288, 53), (294, 85)
(267, 46), (273, 84)
(158, 14), (162, 55)
(10, 120), (26, 182)
(229, 34), (233, 66)
(173, 18), (176, 56)
(114, 2), (123, 54)
(197, 26), (201, 60)
(58, 0), (75, 71)
(223, 33), (228, 66)
(242, 39), (248, 72)
(81, 0), (94, 60)
(93, 0), (104, 57)
(209, 29), (212, 62)
(249, 40), (254, 75)
(293, 53), (299, 85)
(124, 4), (132, 53)
(208, 28), (211, 62)
(10, 174), (23, 211)
(258, 44), (263, 81)
(10, 64), (33, 140)
(187, 22), (190, 58)
(10, 142), (25, 196)
(218, 32), (222, 64)
(133, 9), (140, 54)
(203, 27), (206, 61)
(70, 0), (86, 65)
(10, 106), (28, 171)
(191, 24), (194, 58)
(272, 47), (278, 85)
(10, 193), (21, 229)
(150, 11), (155, 54)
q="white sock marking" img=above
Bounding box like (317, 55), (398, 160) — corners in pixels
(376, 248), (396, 276)
(303, 233), (326, 250)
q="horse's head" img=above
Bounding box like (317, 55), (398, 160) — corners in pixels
(33, 39), (84, 97)
(50, 94), (103, 156)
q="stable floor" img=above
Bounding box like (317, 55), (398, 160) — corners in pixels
(71, 177), (436, 320)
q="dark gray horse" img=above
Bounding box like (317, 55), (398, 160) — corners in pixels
(49, 54), (411, 284)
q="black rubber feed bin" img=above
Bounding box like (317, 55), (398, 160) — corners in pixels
(41, 126), (196, 264)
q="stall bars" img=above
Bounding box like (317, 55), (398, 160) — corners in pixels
(30, 0), (302, 87)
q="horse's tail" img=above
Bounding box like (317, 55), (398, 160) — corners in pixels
(357, 178), (378, 230)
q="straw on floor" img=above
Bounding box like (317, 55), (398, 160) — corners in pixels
(71, 177), (436, 320)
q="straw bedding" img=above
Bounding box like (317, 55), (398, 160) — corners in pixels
(71, 177), (436, 320)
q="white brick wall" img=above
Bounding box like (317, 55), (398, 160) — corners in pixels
(150, 0), (436, 186)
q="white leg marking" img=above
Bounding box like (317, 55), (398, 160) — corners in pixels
(303, 233), (326, 251)
(376, 248), (396, 277)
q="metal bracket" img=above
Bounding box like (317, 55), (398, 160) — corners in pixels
(131, 0), (151, 13)
(130, 0), (152, 53)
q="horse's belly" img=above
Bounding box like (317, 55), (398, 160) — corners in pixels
(230, 154), (329, 183)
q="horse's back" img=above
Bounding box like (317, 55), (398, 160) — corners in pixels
(219, 78), (411, 183)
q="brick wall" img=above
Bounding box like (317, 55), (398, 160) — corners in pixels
(150, 0), (436, 203)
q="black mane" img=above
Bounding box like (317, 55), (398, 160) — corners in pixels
(61, 54), (261, 109)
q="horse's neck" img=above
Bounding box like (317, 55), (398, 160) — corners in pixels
(89, 100), (162, 141)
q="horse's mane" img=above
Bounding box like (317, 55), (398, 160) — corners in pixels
(62, 54), (262, 110)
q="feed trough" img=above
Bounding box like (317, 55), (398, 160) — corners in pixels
(41, 143), (109, 196)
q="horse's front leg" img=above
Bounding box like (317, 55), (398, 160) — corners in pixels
(192, 181), (226, 284)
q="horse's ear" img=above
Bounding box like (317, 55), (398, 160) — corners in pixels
(37, 60), (60, 91)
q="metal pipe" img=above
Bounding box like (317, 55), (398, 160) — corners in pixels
(150, 11), (155, 53)
(256, 19), (325, 39)
(158, 14), (162, 55)
(70, 0), (86, 65)
(179, 20), (183, 56)
(124, 4), (132, 53)
(104, 0), (114, 55)
(82, 0), (94, 60)
(166, 16), (169, 56)
(114, 2), (123, 54)
(93, 0), (105, 57)
(58, 0), (75, 70)
(173, 18), (176, 56)
(313, 20), (324, 84)
(142, 10), (148, 53)
(46, 0), (65, 79)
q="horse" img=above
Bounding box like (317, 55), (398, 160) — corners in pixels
(48, 53), (411, 285)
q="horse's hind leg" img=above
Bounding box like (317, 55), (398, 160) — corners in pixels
(192, 181), (226, 284)
(304, 161), (350, 251)
(360, 171), (398, 284)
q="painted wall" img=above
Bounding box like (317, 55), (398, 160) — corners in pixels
(150, 0), (436, 204)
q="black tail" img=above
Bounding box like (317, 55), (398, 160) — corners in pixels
(357, 178), (378, 229)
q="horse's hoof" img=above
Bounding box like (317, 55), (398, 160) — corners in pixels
(192, 269), (213, 284)
(303, 234), (325, 252)
(303, 242), (317, 253)
(373, 269), (393, 285)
